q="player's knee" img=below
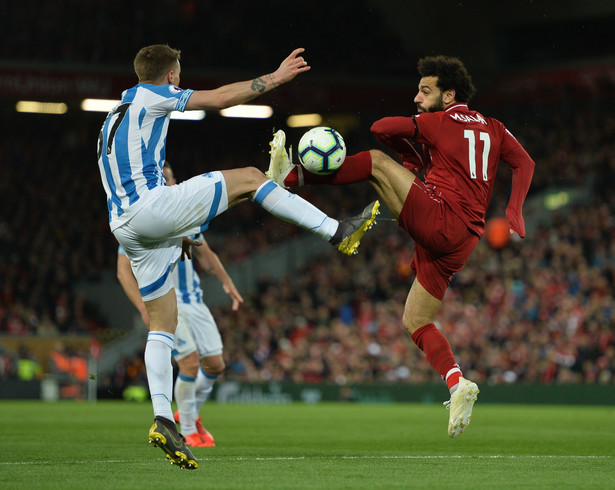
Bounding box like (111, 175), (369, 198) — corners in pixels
(178, 352), (200, 377)
(224, 166), (267, 200)
(149, 314), (177, 334)
(243, 166), (267, 189)
(230, 166), (267, 201)
(402, 319), (418, 336)
(402, 312), (427, 336)
(369, 149), (388, 167)
(201, 358), (225, 376)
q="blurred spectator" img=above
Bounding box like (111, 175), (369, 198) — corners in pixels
(0, 345), (17, 380)
(16, 345), (42, 381)
(48, 341), (89, 399)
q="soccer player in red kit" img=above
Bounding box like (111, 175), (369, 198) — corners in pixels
(267, 55), (535, 437)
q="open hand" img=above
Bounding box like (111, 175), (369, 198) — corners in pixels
(181, 236), (202, 261)
(272, 48), (311, 85)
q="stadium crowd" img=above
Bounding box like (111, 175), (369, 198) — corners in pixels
(205, 197), (615, 387)
(96, 195), (615, 396)
(1, 46), (615, 389)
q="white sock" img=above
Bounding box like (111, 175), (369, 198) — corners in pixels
(144, 331), (175, 421)
(195, 368), (218, 412)
(174, 372), (198, 435)
(253, 180), (339, 240)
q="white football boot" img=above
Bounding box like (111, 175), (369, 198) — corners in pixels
(444, 377), (479, 438)
(266, 129), (300, 189)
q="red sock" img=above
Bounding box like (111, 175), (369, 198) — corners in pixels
(284, 151), (372, 187)
(411, 323), (462, 390)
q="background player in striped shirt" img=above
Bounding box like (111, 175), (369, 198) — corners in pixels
(117, 162), (241, 448)
(268, 55), (535, 438)
(97, 44), (378, 469)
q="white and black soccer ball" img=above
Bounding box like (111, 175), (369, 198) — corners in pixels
(297, 127), (346, 174)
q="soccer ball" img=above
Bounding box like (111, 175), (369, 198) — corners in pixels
(297, 126), (346, 174)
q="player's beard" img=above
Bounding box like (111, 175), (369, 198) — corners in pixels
(426, 93), (446, 113)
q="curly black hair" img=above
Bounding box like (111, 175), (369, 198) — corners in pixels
(417, 55), (477, 103)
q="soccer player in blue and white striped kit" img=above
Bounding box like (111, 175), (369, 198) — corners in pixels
(97, 44), (379, 469)
(117, 162), (241, 449)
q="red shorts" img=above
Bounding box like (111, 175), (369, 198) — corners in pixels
(398, 180), (480, 300)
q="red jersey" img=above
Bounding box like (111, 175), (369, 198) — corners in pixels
(371, 103), (535, 237)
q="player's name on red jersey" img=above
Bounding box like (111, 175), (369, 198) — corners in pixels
(449, 112), (486, 124)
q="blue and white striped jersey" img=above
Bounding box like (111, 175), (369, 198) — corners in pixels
(97, 83), (194, 231)
(118, 238), (204, 305)
(171, 235), (205, 305)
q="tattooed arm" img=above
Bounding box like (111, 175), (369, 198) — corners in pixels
(186, 48), (310, 111)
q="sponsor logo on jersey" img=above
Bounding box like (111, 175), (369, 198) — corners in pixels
(169, 85), (183, 94)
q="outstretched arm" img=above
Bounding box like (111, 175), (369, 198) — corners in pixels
(186, 48), (310, 111)
(193, 239), (244, 311)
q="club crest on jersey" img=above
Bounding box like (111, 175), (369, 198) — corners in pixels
(169, 85), (183, 94)
(450, 112), (486, 124)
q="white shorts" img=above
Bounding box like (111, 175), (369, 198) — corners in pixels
(113, 171), (229, 301)
(172, 301), (223, 360)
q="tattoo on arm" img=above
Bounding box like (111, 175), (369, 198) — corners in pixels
(266, 74), (278, 89)
(251, 77), (267, 94)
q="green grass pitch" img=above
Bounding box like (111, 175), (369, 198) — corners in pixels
(1, 400), (613, 489)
